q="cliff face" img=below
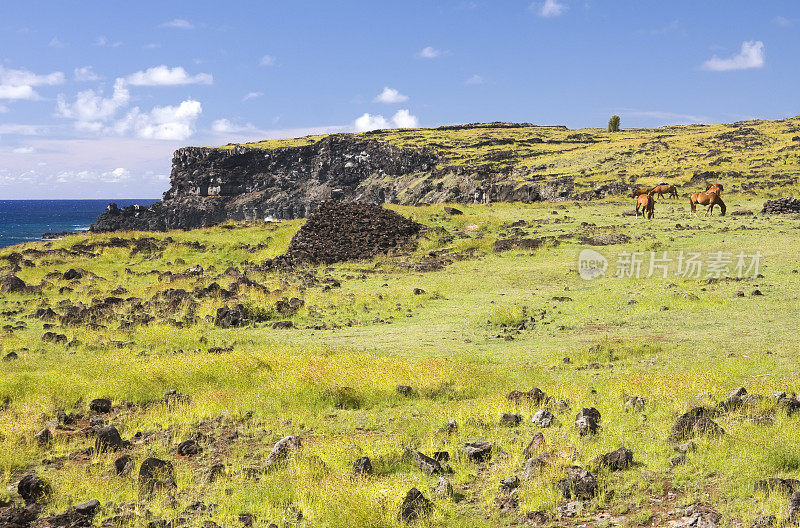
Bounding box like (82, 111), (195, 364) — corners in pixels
(92, 133), (575, 232)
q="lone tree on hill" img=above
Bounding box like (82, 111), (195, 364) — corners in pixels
(608, 115), (621, 132)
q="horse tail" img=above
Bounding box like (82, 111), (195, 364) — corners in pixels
(718, 197), (726, 216)
(689, 194), (696, 213)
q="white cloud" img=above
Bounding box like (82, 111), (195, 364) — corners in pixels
(0, 124), (48, 135)
(126, 65), (212, 86)
(94, 36), (122, 48)
(49, 37), (64, 48)
(100, 167), (130, 182)
(774, 16), (792, 27)
(259, 55), (276, 67)
(354, 109), (419, 132)
(74, 66), (101, 82)
(392, 109), (419, 128)
(211, 118), (241, 134)
(466, 74), (485, 85)
(374, 87), (409, 104)
(114, 99), (202, 140)
(0, 66), (65, 100)
(160, 18), (194, 29)
(0, 85), (39, 100)
(12, 147), (35, 154)
(242, 91), (264, 101)
(418, 46), (444, 59)
(534, 0), (566, 17)
(702, 40), (765, 71)
(56, 78), (131, 131)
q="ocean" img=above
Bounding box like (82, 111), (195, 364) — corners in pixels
(0, 200), (158, 248)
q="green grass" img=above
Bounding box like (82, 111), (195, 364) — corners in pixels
(1, 196), (800, 526)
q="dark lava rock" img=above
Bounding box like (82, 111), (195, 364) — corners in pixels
(499, 475), (520, 493)
(593, 447), (633, 471)
(214, 304), (252, 328)
(0, 275), (26, 293)
(18, 474), (51, 504)
(412, 288), (425, 295)
(114, 454), (133, 475)
(41, 332), (67, 344)
(40, 499), (100, 527)
(0, 504), (41, 528)
(273, 201), (423, 265)
(501, 413), (523, 426)
(396, 385), (415, 397)
(274, 297), (304, 317)
(532, 409), (554, 427)
(443, 206), (463, 215)
(34, 428), (51, 446)
(557, 466), (597, 500)
(138, 458), (175, 496)
(353, 456), (373, 476)
(265, 435), (301, 468)
(575, 407), (601, 436)
(271, 321), (294, 329)
(177, 439), (202, 456)
(669, 408), (725, 443)
(755, 478), (800, 496)
(523, 432), (545, 459)
(398, 488), (432, 522)
(433, 476), (453, 498)
(403, 447), (450, 475)
(507, 387), (546, 404)
(62, 269), (84, 281)
(790, 492), (800, 522)
(89, 398), (112, 413)
(464, 440), (493, 462)
(522, 452), (552, 480)
(3, 351), (18, 361)
(670, 455), (686, 467)
(95, 425), (123, 452)
(762, 197), (800, 215)
(752, 515), (775, 528)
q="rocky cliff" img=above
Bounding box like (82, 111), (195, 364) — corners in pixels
(91, 118), (800, 231)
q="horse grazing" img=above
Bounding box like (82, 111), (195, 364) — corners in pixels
(689, 188), (726, 216)
(705, 183), (724, 194)
(650, 183), (678, 199)
(632, 187), (652, 198)
(636, 192), (655, 219)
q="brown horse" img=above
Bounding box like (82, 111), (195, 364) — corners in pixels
(632, 187), (652, 198)
(650, 183), (678, 199)
(636, 193), (655, 219)
(706, 183), (724, 194)
(689, 188), (726, 216)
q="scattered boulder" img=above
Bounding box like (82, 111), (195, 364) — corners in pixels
(396, 385), (415, 397)
(89, 398), (112, 413)
(34, 428), (51, 446)
(403, 447), (450, 475)
(353, 456), (373, 476)
(532, 409), (554, 428)
(114, 454), (133, 476)
(501, 413), (522, 426)
(398, 488), (432, 522)
(443, 207), (463, 215)
(0, 275), (26, 293)
(437, 420), (458, 434)
(3, 351), (18, 361)
(138, 458), (175, 496)
(670, 455), (686, 467)
(557, 466), (597, 500)
(464, 440), (493, 463)
(575, 407), (601, 436)
(507, 387), (546, 404)
(62, 269), (84, 281)
(789, 492), (800, 522)
(18, 474), (51, 504)
(522, 452), (552, 480)
(39, 499), (100, 528)
(274, 297), (304, 317)
(95, 424), (123, 452)
(593, 447), (633, 471)
(624, 396), (645, 412)
(683, 503), (721, 528)
(523, 432), (545, 459)
(265, 435), (301, 468)
(669, 408), (725, 443)
(762, 197), (800, 215)
(177, 439), (202, 456)
(433, 476), (453, 498)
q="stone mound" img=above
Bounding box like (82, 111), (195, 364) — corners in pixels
(762, 197), (800, 214)
(280, 201), (423, 265)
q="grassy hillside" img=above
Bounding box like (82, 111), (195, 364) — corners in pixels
(217, 118), (800, 197)
(2, 194), (800, 527)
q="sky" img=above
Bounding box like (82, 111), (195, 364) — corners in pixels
(0, 1), (798, 199)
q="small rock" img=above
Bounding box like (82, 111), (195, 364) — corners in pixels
(675, 441), (695, 453)
(95, 424), (123, 452)
(752, 289), (763, 296)
(499, 475), (520, 492)
(353, 456), (373, 476)
(3, 352), (18, 361)
(396, 385), (415, 397)
(464, 440), (492, 462)
(501, 413), (522, 426)
(557, 466), (597, 500)
(412, 288), (425, 295)
(752, 515), (775, 528)
(177, 439), (202, 456)
(18, 474), (50, 504)
(523, 432), (545, 459)
(398, 488), (432, 522)
(532, 409), (554, 428)
(437, 420), (458, 434)
(575, 407), (601, 436)
(522, 452), (552, 480)
(669, 408), (725, 443)
(265, 435), (301, 468)
(403, 447), (450, 475)
(670, 455), (686, 467)
(433, 476), (453, 498)
(593, 447), (633, 471)
(89, 398), (112, 413)
(790, 492), (800, 522)
(35, 428), (51, 446)
(624, 396), (645, 412)
(138, 458), (175, 496)
(114, 454), (132, 475)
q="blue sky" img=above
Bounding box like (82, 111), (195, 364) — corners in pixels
(0, 1), (797, 199)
